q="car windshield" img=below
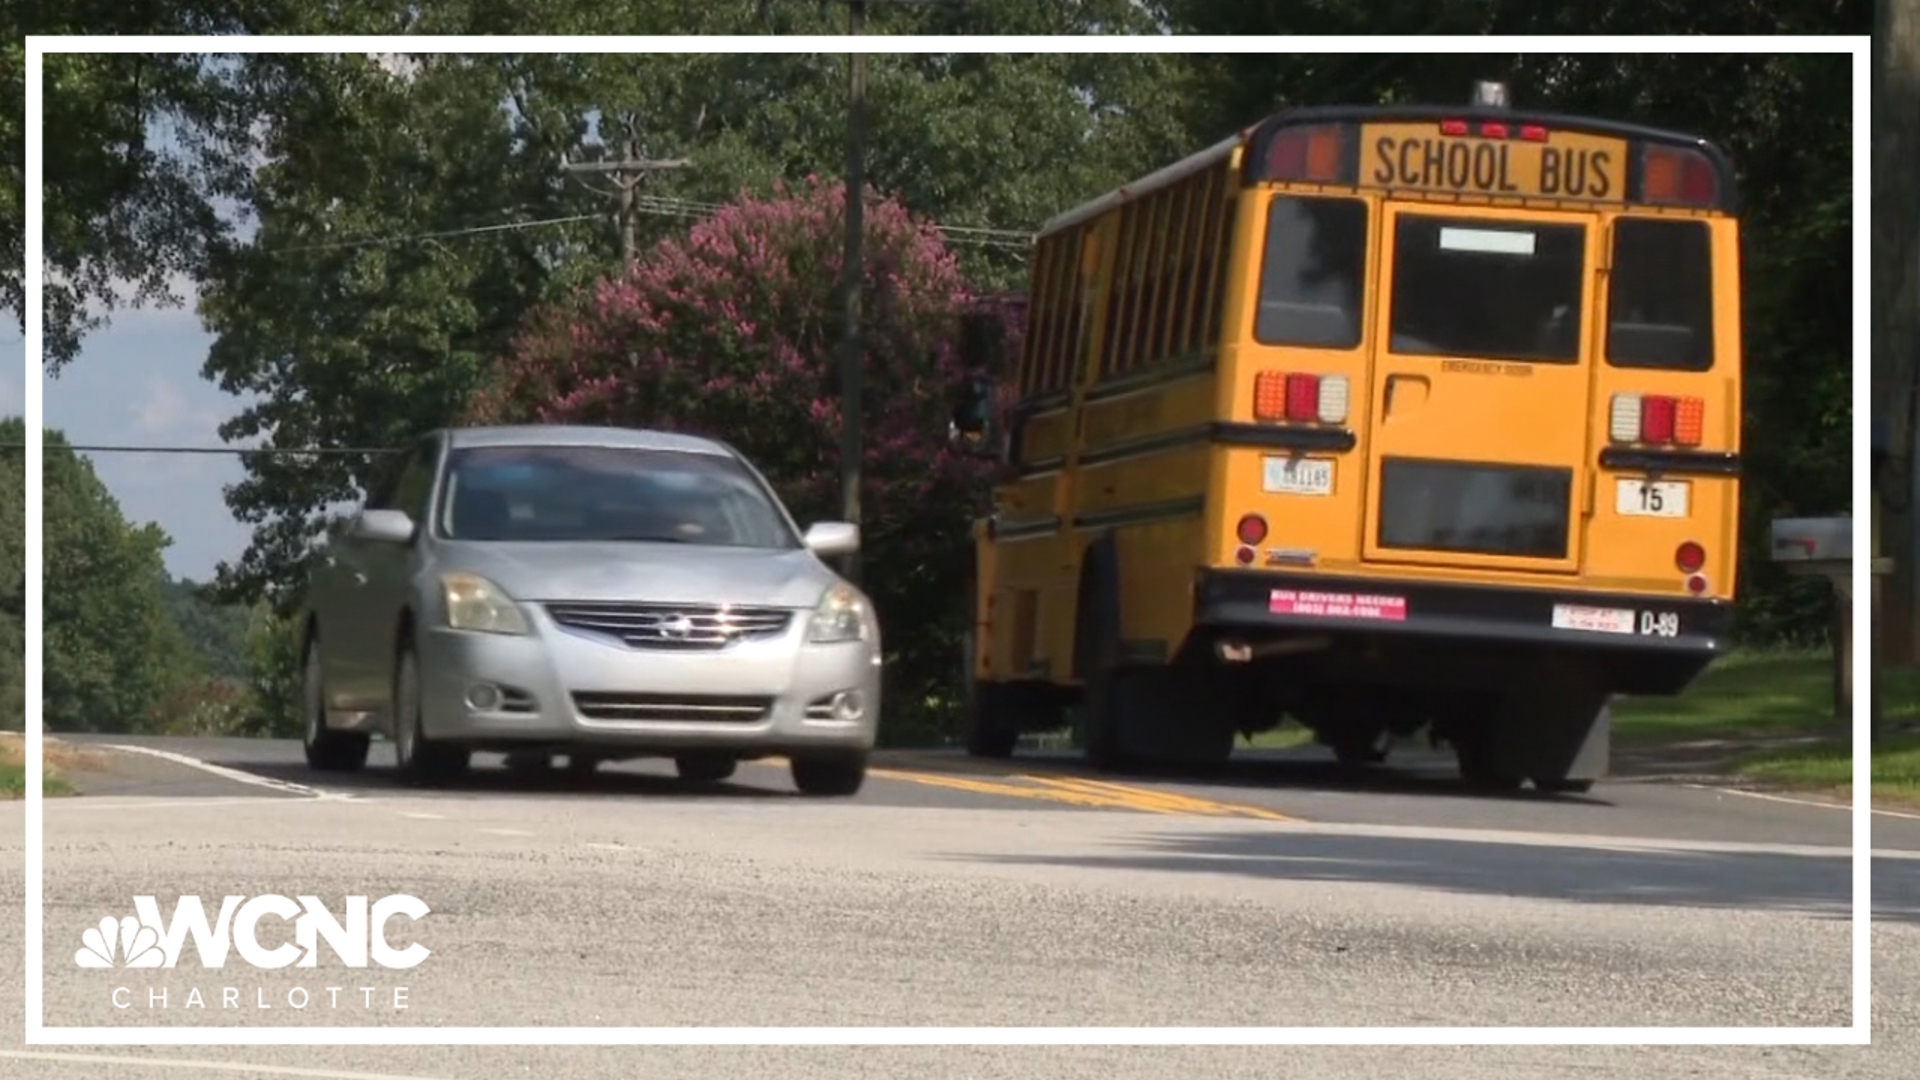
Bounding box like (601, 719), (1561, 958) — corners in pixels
(436, 444), (799, 549)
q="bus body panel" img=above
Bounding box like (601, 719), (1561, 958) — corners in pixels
(966, 101), (1744, 759)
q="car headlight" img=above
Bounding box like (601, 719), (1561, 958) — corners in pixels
(807, 583), (871, 644)
(440, 572), (529, 635)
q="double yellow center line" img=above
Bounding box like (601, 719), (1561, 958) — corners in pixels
(867, 762), (1302, 822)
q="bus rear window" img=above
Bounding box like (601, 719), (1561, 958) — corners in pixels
(1606, 218), (1714, 371)
(1253, 195), (1368, 349)
(1387, 215), (1586, 364)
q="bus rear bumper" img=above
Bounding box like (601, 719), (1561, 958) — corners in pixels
(1189, 568), (1733, 696)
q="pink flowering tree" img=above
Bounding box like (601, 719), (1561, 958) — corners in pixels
(471, 178), (1023, 741)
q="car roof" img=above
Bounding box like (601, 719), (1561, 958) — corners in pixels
(440, 424), (734, 457)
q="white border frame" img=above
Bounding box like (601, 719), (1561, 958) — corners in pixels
(23, 32), (1871, 1046)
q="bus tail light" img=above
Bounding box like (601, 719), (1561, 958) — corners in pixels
(1641, 144), (1719, 207)
(1609, 393), (1705, 447)
(1253, 372), (1350, 425)
(1675, 541), (1705, 574)
(1236, 514), (1269, 545)
(1261, 123), (1349, 183)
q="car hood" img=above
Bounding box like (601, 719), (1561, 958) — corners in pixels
(439, 541), (842, 609)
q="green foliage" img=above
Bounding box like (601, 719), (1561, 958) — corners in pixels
(161, 577), (252, 681)
(241, 602), (303, 738)
(0, 419), (23, 730)
(40, 425), (198, 733)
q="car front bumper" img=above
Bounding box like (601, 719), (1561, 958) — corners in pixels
(414, 606), (882, 757)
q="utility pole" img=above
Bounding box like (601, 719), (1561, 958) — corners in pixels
(837, 0), (869, 585)
(1874, 0), (1920, 735)
(561, 134), (691, 263)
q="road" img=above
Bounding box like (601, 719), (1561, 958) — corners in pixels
(1, 733), (1916, 1079)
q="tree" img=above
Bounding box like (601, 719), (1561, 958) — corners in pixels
(1876, 0), (1920, 665)
(193, 43), (1187, 607)
(0, 420), (23, 730)
(41, 427), (198, 733)
(470, 178), (1005, 739)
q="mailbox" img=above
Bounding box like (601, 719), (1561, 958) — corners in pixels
(1770, 516), (1855, 596)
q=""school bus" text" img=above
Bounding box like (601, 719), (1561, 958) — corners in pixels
(1364, 130), (1626, 202)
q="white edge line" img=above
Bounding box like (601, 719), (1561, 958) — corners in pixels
(1684, 783), (1920, 822)
(0, 1049), (456, 1080)
(96, 745), (342, 800)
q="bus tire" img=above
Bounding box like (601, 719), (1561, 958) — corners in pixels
(965, 682), (1022, 759)
(1074, 542), (1135, 772)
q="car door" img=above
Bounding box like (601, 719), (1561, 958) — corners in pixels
(356, 436), (445, 719)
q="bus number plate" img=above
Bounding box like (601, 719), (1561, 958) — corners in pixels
(1616, 479), (1688, 518)
(1264, 456), (1334, 496)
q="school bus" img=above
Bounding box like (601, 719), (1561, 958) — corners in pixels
(949, 83), (1743, 794)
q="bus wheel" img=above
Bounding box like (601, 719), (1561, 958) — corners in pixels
(1454, 735), (1525, 793)
(965, 683), (1022, 759)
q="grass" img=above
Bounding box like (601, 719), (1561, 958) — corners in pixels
(1611, 647), (1917, 744)
(1611, 647), (1920, 806)
(1732, 734), (1920, 806)
(0, 732), (89, 799)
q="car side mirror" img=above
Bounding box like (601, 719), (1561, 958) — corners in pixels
(802, 521), (860, 558)
(350, 508), (417, 545)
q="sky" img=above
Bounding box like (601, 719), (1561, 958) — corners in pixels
(25, 287), (259, 584)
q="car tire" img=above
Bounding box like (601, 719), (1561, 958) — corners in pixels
(302, 635), (369, 772)
(790, 752), (866, 797)
(675, 753), (736, 784)
(391, 642), (470, 788)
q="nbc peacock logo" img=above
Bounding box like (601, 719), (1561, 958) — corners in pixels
(75, 915), (166, 969)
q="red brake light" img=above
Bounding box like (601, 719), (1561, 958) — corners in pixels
(1440, 119), (1468, 136)
(1237, 514), (1269, 546)
(1519, 124), (1549, 142)
(1675, 542), (1706, 574)
(1479, 122), (1509, 138)
(1284, 373), (1319, 422)
(1640, 395), (1676, 444)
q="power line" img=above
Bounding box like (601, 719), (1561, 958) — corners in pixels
(0, 443), (399, 455)
(240, 200), (1031, 258)
(255, 213), (607, 255)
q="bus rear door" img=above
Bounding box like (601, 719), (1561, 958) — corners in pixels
(1360, 203), (1602, 579)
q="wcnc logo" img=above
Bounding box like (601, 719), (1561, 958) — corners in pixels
(75, 894), (431, 971)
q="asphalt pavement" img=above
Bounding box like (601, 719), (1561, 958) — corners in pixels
(0, 734), (1915, 1079)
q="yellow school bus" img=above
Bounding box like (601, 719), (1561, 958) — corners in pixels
(950, 83), (1742, 793)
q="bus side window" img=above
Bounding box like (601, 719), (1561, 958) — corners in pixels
(1605, 218), (1715, 371)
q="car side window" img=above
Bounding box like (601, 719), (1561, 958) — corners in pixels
(362, 455), (407, 512)
(388, 439), (441, 521)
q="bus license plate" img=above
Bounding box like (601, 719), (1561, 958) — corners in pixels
(1616, 479), (1688, 518)
(1264, 456), (1333, 496)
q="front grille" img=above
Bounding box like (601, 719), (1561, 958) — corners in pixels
(571, 692), (774, 724)
(1376, 458), (1573, 560)
(544, 602), (793, 650)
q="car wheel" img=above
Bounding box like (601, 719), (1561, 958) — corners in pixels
(302, 635), (369, 772)
(675, 753), (736, 784)
(790, 752), (866, 797)
(391, 643), (469, 787)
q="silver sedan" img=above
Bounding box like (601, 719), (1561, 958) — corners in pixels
(296, 425), (883, 796)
